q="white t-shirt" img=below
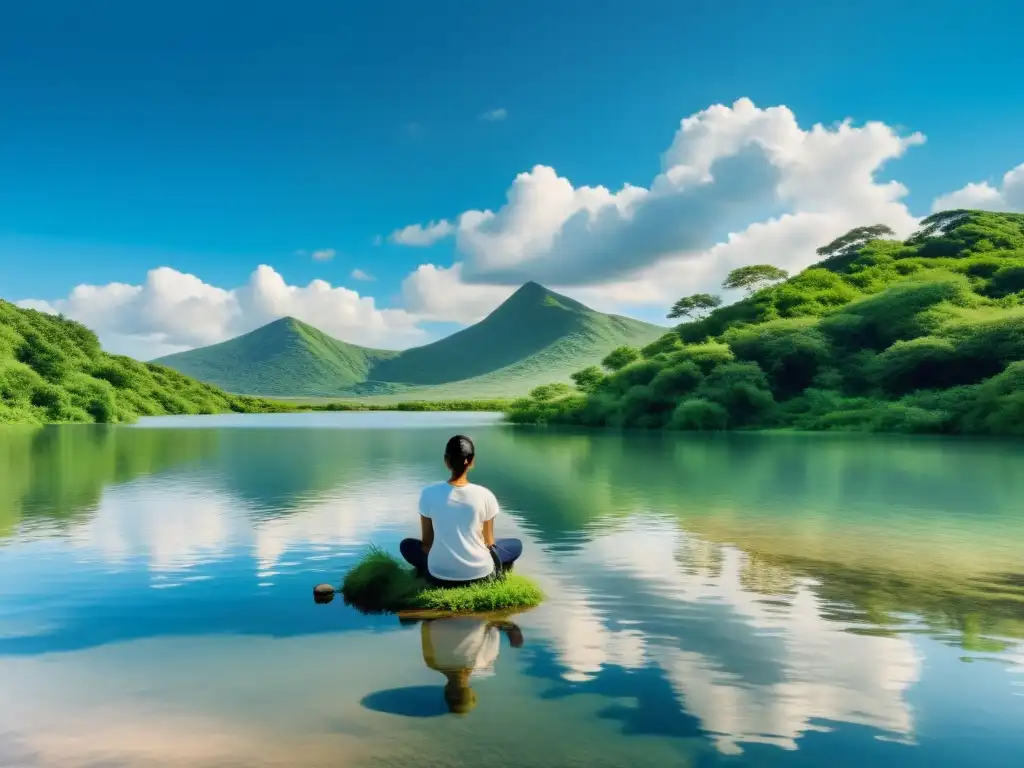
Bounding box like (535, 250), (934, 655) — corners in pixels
(419, 482), (499, 582)
(422, 618), (500, 678)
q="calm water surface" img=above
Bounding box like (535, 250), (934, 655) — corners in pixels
(1, 413), (1023, 768)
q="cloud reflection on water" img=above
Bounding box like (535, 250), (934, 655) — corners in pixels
(2, 420), (1023, 767)
(6, 472), (930, 757)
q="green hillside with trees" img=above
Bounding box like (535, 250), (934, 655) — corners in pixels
(507, 210), (1024, 436)
(0, 300), (282, 425)
(155, 281), (666, 398)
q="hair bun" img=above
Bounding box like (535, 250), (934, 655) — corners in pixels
(445, 434), (475, 459)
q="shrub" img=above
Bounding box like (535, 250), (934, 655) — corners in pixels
(650, 361), (704, 400)
(724, 318), (833, 398)
(529, 382), (573, 402)
(696, 362), (777, 427)
(957, 362), (1024, 436)
(570, 365), (606, 393)
(819, 275), (973, 351)
(668, 398), (728, 430)
(872, 336), (960, 395)
(601, 346), (640, 372)
(667, 342), (735, 374)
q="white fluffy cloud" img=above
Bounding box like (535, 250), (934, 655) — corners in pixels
(18, 265), (425, 358)
(479, 107), (508, 122)
(349, 268), (375, 281)
(13, 99), (1017, 348)
(931, 161), (1024, 213)
(389, 219), (454, 246)
(401, 262), (515, 324)
(401, 97), (927, 315)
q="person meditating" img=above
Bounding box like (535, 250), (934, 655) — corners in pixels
(400, 434), (523, 585)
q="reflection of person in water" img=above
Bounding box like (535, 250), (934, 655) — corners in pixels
(419, 616), (524, 714)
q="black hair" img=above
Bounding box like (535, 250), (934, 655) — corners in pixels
(445, 434), (475, 477)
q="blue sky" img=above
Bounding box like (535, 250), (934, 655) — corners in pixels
(2, 0), (1023, 356)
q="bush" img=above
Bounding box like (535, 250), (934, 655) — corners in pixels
(529, 382), (573, 401)
(872, 336), (960, 395)
(641, 333), (684, 358)
(697, 362), (777, 427)
(601, 346), (641, 372)
(819, 275), (973, 351)
(724, 318), (833, 398)
(957, 362), (1024, 436)
(668, 398), (728, 430)
(667, 342), (735, 374)
(650, 360), (703, 401)
(986, 265), (1024, 297)
(946, 310), (1024, 381)
(570, 365), (605, 393)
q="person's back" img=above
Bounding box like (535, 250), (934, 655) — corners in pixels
(400, 434), (523, 585)
(419, 481), (499, 582)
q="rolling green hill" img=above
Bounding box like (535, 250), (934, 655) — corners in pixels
(154, 282), (667, 398)
(508, 210), (1024, 436)
(155, 316), (398, 396)
(0, 299), (281, 425)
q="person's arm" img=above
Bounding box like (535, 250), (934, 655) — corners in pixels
(420, 515), (434, 554)
(489, 620), (524, 648)
(418, 488), (434, 554)
(481, 490), (500, 547)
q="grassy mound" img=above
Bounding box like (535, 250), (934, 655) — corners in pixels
(341, 546), (544, 614)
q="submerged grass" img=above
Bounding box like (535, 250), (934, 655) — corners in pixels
(341, 545), (544, 614)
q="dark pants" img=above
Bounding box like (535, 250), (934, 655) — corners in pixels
(400, 538), (523, 585)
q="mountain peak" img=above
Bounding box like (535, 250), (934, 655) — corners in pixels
(498, 281), (589, 315)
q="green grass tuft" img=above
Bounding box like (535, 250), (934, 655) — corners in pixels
(340, 545), (544, 614)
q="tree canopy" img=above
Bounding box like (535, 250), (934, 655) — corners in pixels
(601, 346), (641, 372)
(723, 265), (790, 295)
(668, 293), (722, 320)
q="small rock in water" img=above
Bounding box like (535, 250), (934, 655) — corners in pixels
(313, 583), (336, 604)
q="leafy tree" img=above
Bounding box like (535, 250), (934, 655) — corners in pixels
(816, 224), (897, 264)
(528, 382), (573, 402)
(601, 346), (640, 372)
(723, 265), (789, 295)
(668, 293), (722, 321)
(570, 366), (605, 393)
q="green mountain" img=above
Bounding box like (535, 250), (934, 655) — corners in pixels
(154, 282), (667, 399)
(155, 316), (398, 396)
(0, 299), (279, 425)
(509, 210), (1024, 437)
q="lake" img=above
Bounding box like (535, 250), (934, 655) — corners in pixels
(1, 413), (1023, 768)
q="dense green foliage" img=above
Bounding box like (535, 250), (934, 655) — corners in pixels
(156, 282), (665, 399)
(0, 300), (285, 425)
(507, 210), (1024, 436)
(341, 547), (544, 614)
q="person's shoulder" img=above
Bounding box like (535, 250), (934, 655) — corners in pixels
(466, 483), (498, 502)
(421, 481), (449, 497)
